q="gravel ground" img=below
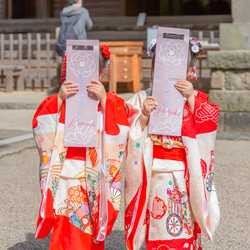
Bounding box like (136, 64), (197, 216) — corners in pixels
(0, 138), (249, 250)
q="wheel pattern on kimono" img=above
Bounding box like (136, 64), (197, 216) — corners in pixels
(206, 173), (214, 192)
(166, 213), (183, 237)
(151, 197), (167, 220)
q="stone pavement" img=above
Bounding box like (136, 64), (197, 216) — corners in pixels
(0, 90), (249, 249)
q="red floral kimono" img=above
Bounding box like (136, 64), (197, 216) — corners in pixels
(125, 89), (220, 250)
(33, 91), (139, 249)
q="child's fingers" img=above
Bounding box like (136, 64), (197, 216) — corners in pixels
(65, 90), (78, 98)
(147, 100), (158, 106)
(87, 86), (99, 93)
(145, 99), (158, 106)
(175, 82), (186, 88)
(67, 85), (79, 91)
(87, 83), (103, 90)
(175, 86), (186, 91)
(87, 86), (99, 95)
(146, 96), (156, 101)
(63, 86), (79, 92)
(90, 80), (102, 86)
(63, 81), (74, 85)
(174, 83), (187, 89)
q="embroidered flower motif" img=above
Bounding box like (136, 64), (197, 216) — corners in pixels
(81, 204), (90, 215)
(191, 44), (200, 54)
(69, 51), (96, 77)
(113, 170), (121, 182)
(159, 40), (185, 66)
(151, 197), (167, 220)
(109, 165), (117, 177)
(195, 102), (219, 124)
(76, 207), (85, 219)
(152, 245), (176, 250)
(81, 216), (91, 228)
(173, 193), (181, 203)
(167, 187), (187, 204)
(68, 185), (87, 208)
(100, 45), (111, 59)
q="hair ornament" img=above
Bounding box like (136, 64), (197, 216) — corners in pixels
(100, 45), (111, 66)
(189, 65), (197, 81)
(189, 37), (200, 55)
(147, 39), (157, 56)
(100, 45), (111, 59)
(61, 54), (67, 83)
(189, 37), (201, 81)
(191, 44), (200, 54)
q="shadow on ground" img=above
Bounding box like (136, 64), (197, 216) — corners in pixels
(8, 233), (51, 250)
(7, 231), (145, 250)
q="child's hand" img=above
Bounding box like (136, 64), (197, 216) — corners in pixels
(87, 80), (106, 102)
(87, 80), (106, 111)
(139, 96), (158, 131)
(142, 96), (158, 117)
(174, 80), (194, 100)
(58, 81), (79, 110)
(174, 80), (194, 113)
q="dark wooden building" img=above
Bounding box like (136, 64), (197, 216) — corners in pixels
(0, 0), (232, 93)
(1, 0), (231, 19)
(0, 0), (232, 38)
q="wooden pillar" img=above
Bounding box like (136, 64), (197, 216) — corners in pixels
(109, 54), (117, 92)
(160, 0), (171, 15)
(120, 0), (126, 15)
(7, 0), (12, 19)
(36, 0), (48, 18)
(172, 0), (182, 15)
(0, 0), (6, 18)
(161, 0), (180, 15)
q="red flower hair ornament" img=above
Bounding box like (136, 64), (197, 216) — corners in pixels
(100, 45), (111, 59)
(101, 45), (111, 66)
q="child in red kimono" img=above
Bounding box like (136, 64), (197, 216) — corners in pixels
(33, 45), (139, 250)
(125, 38), (220, 250)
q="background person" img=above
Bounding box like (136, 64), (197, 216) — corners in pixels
(62, 0), (93, 40)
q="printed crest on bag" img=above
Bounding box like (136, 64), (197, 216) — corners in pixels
(148, 27), (190, 136)
(64, 40), (99, 147)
